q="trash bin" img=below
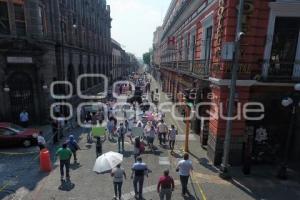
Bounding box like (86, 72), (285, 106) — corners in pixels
(40, 148), (52, 172)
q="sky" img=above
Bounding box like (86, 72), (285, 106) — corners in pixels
(107, 0), (171, 58)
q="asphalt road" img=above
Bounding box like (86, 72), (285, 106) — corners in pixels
(1, 75), (300, 200)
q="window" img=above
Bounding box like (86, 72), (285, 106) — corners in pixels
(38, 5), (47, 36)
(0, 128), (15, 136)
(0, 1), (10, 34)
(14, 3), (26, 36)
(204, 26), (212, 61)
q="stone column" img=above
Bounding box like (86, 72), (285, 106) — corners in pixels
(207, 85), (250, 166)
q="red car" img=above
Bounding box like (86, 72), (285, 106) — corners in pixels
(0, 123), (39, 148)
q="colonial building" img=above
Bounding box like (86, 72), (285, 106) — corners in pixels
(0, 0), (112, 124)
(151, 26), (162, 81)
(157, 0), (300, 166)
(111, 39), (122, 81)
(111, 38), (133, 81)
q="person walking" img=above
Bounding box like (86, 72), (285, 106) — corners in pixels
(157, 120), (168, 146)
(157, 170), (175, 200)
(56, 143), (72, 182)
(117, 123), (126, 153)
(37, 131), (46, 150)
(168, 125), (177, 153)
(57, 113), (65, 139)
(124, 119), (133, 143)
(133, 137), (141, 162)
(176, 153), (193, 197)
(19, 109), (29, 128)
(131, 157), (149, 199)
(67, 135), (81, 164)
(146, 125), (156, 151)
(111, 164), (127, 200)
(96, 136), (106, 157)
(107, 118), (115, 140)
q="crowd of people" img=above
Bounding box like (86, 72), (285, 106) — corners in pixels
(53, 73), (194, 200)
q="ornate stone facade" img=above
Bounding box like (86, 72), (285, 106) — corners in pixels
(0, 0), (112, 123)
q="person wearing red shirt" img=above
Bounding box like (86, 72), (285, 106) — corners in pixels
(157, 170), (175, 200)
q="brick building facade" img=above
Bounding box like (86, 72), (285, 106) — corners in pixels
(0, 0), (112, 124)
(155, 0), (300, 165)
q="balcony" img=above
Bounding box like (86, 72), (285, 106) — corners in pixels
(262, 60), (300, 82)
(160, 59), (210, 78)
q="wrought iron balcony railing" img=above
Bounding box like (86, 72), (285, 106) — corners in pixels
(262, 60), (300, 82)
(160, 60), (210, 78)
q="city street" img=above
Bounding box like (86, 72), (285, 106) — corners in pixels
(1, 0), (300, 199)
(1, 76), (300, 200)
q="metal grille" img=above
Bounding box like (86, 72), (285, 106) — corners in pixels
(8, 72), (34, 123)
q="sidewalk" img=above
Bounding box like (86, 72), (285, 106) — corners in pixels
(150, 75), (300, 200)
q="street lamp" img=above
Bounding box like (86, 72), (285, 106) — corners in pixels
(277, 83), (300, 179)
(219, 0), (245, 179)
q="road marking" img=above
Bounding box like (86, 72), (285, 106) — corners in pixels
(192, 172), (230, 185)
(122, 181), (180, 200)
(159, 157), (170, 165)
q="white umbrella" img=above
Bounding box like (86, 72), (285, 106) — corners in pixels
(93, 151), (123, 173)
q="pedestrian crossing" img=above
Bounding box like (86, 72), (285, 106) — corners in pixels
(158, 157), (170, 165)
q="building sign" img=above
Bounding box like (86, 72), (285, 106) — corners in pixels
(216, 0), (225, 58)
(7, 56), (33, 64)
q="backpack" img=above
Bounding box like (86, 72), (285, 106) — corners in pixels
(119, 127), (125, 137)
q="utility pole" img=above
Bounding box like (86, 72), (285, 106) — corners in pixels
(184, 105), (191, 152)
(219, 0), (245, 179)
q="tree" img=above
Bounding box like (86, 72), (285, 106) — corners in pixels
(143, 52), (151, 65)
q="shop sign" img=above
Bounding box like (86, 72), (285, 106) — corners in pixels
(7, 56), (33, 64)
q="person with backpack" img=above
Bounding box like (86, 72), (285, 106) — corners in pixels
(67, 135), (81, 164)
(117, 123), (126, 153)
(131, 156), (150, 199)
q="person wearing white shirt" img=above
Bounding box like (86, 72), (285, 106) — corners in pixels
(37, 131), (46, 150)
(176, 153), (193, 197)
(19, 110), (29, 128)
(157, 120), (168, 145)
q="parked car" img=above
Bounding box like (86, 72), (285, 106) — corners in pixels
(0, 123), (39, 148)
